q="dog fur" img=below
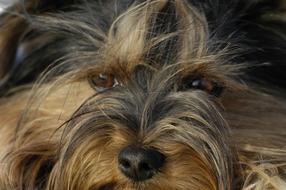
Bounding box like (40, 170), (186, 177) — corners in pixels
(0, 0), (286, 189)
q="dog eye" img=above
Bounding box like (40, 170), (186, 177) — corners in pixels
(89, 73), (119, 92)
(181, 77), (224, 96)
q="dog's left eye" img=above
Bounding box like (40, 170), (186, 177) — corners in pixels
(89, 73), (119, 92)
(181, 77), (224, 96)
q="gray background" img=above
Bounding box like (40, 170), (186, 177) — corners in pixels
(0, 0), (16, 12)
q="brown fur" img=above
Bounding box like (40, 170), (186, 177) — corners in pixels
(0, 0), (286, 189)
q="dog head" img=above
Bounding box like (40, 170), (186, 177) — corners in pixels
(0, 0), (286, 190)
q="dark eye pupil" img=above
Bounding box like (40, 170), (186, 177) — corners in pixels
(191, 79), (203, 89)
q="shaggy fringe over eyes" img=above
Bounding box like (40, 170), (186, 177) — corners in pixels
(0, 0), (286, 190)
(28, 0), (244, 86)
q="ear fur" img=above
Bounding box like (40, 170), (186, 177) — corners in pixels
(239, 0), (286, 89)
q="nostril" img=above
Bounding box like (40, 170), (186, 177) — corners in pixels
(139, 162), (152, 172)
(120, 159), (131, 169)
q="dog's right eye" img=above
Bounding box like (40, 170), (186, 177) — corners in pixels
(89, 73), (119, 92)
(181, 77), (224, 97)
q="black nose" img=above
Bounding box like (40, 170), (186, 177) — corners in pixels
(118, 146), (165, 181)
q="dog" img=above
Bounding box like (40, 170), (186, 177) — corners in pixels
(0, 0), (286, 189)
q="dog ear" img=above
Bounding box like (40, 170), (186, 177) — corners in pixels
(0, 0), (78, 95)
(238, 0), (286, 89)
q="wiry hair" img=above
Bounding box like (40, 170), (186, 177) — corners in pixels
(0, 0), (286, 190)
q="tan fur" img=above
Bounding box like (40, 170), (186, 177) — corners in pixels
(0, 0), (286, 190)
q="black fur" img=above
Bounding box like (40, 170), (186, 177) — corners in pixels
(0, 0), (285, 95)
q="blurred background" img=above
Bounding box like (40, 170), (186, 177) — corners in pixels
(0, 0), (15, 12)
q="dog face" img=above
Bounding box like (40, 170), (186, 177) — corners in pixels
(0, 0), (286, 190)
